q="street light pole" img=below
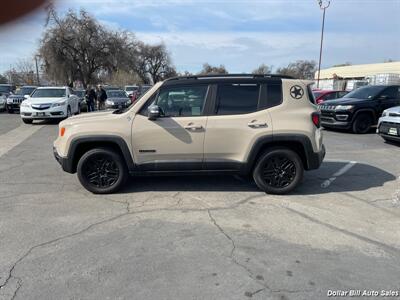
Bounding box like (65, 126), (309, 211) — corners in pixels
(316, 0), (330, 88)
(34, 55), (40, 86)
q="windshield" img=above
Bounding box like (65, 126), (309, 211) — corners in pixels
(0, 86), (12, 93)
(31, 88), (66, 98)
(107, 90), (127, 98)
(125, 86), (138, 92)
(16, 87), (36, 95)
(75, 90), (85, 97)
(345, 86), (386, 99)
(313, 91), (322, 98)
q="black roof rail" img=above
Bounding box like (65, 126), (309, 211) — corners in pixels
(165, 74), (295, 81)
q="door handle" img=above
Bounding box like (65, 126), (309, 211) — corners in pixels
(247, 120), (268, 128)
(184, 123), (203, 130)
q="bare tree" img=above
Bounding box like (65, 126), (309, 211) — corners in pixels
(276, 60), (316, 79)
(198, 63), (228, 75)
(0, 74), (7, 84)
(39, 8), (132, 87)
(135, 43), (177, 84)
(252, 64), (272, 75)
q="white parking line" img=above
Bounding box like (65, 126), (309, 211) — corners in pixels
(0, 124), (44, 158)
(321, 160), (357, 188)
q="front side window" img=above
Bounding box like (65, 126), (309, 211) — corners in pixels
(152, 85), (208, 117)
(216, 84), (259, 115)
(31, 89), (66, 98)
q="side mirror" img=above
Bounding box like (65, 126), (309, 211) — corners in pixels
(148, 105), (160, 120)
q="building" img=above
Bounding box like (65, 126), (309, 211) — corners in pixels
(314, 61), (400, 90)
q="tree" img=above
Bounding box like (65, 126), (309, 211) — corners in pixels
(135, 43), (177, 84)
(252, 64), (272, 75)
(276, 60), (316, 79)
(332, 62), (352, 67)
(198, 63), (228, 75)
(39, 8), (132, 87)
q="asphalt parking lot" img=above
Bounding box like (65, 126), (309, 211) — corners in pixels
(0, 113), (400, 300)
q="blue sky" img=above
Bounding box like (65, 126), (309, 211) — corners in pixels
(0, 0), (399, 73)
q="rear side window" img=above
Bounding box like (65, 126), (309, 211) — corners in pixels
(216, 84), (259, 115)
(266, 84), (282, 108)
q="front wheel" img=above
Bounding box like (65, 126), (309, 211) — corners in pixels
(77, 148), (128, 194)
(253, 148), (304, 194)
(352, 113), (373, 134)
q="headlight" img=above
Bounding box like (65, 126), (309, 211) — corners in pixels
(21, 102), (30, 108)
(52, 101), (66, 107)
(335, 105), (354, 111)
(6, 97), (13, 104)
(381, 111), (388, 117)
(106, 100), (114, 105)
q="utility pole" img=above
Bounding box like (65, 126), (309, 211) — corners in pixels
(316, 0), (331, 88)
(35, 55), (40, 86)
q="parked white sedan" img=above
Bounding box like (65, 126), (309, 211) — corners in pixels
(20, 86), (80, 124)
(377, 106), (400, 143)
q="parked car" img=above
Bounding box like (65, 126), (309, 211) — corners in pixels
(124, 85), (139, 96)
(313, 89), (348, 104)
(105, 89), (131, 109)
(319, 85), (400, 133)
(377, 106), (400, 143)
(20, 86), (80, 124)
(0, 95), (6, 112)
(53, 74), (325, 195)
(6, 85), (37, 113)
(0, 84), (16, 97)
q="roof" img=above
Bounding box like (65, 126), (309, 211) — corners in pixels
(315, 61), (400, 79)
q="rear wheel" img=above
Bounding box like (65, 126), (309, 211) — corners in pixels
(352, 113), (373, 134)
(22, 118), (33, 124)
(253, 148), (304, 194)
(77, 148), (128, 194)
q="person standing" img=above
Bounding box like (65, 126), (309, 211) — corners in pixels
(97, 85), (107, 110)
(85, 85), (96, 112)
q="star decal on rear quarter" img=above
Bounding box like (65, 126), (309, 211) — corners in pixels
(290, 85), (304, 99)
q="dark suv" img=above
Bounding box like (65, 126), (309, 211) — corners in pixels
(319, 85), (400, 133)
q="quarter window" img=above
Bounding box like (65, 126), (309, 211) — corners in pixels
(153, 85), (208, 117)
(216, 84), (259, 115)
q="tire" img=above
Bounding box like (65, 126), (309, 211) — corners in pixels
(253, 147), (304, 195)
(22, 118), (33, 124)
(77, 148), (128, 194)
(352, 113), (373, 134)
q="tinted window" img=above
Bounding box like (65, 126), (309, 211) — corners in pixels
(345, 86), (386, 99)
(381, 86), (400, 99)
(337, 91), (348, 98)
(266, 84), (282, 107)
(31, 89), (66, 98)
(323, 92), (338, 101)
(216, 84), (259, 115)
(152, 85), (208, 117)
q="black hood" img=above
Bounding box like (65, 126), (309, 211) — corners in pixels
(322, 97), (370, 105)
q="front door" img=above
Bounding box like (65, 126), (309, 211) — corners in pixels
(131, 84), (209, 171)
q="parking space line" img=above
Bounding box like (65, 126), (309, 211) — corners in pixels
(0, 124), (44, 158)
(321, 161), (357, 188)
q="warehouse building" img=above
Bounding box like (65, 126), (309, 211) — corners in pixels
(314, 61), (400, 90)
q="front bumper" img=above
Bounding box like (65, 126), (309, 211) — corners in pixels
(53, 146), (74, 173)
(6, 103), (20, 111)
(378, 121), (400, 142)
(320, 110), (352, 129)
(21, 105), (67, 119)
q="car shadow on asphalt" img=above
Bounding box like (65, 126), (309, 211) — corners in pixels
(119, 161), (396, 195)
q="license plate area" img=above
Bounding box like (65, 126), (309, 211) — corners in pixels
(36, 112), (46, 117)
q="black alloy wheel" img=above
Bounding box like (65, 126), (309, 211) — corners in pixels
(253, 148), (303, 194)
(77, 148), (127, 194)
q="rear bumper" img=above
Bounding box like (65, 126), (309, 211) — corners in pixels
(53, 146), (74, 173)
(307, 144), (326, 170)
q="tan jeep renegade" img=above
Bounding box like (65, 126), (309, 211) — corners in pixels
(53, 74), (325, 194)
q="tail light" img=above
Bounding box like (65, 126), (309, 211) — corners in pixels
(312, 112), (321, 128)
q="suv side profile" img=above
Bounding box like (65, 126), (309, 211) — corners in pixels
(53, 74), (325, 194)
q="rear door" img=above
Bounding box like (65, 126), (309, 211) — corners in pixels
(204, 81), (277, 169)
